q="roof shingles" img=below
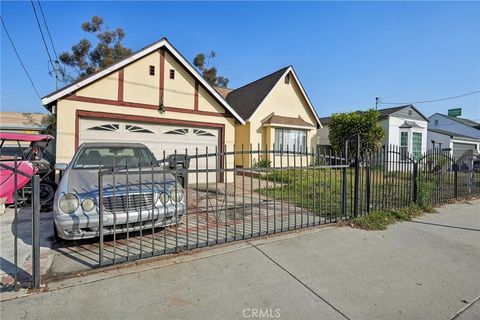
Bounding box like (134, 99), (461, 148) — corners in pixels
(225, 67), (289, 120)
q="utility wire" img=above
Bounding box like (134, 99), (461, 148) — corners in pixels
(37, 0), (65, 78)
(30, 0), (56, 74)
(37, 0), (58, 58)
(379, 90), (480, 105)
(0, 16), (41, 99)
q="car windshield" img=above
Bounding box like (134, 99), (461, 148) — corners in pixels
(72, 146), (157, 169)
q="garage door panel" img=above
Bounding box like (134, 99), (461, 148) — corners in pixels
(453, 142), (477, 159)
(79, 118), (220, 182)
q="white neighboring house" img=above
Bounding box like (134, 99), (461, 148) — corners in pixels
(427, 129), (479, 159)
(428, 113), (480, 139)
(318, 105), (429, 160)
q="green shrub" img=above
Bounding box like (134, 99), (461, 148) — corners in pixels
(254, 158), (271, 168)
(352, 211), (396, 230)
(417, 175), (434, 210)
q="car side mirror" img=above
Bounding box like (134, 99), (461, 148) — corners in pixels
(55, 163), (68, 171)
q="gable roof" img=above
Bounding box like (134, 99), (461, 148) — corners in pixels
(428, 128), (479, 142)
(430, 113), (480, 130)
(41, 38), (245, 124)
(377, 104), (429, 121)
(319, 104), (428, 125)
(225, 66), (320, 126)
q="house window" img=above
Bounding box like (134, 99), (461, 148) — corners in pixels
(274, 128), (307, 152)
(169, 69), (175, 79)
(412, 132), (422, 161)
(400, 131), (408, 159)
(434, 119), (438, 126)
(149, 65), (155, 76)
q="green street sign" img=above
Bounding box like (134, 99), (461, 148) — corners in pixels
(448, 108), (462, 117)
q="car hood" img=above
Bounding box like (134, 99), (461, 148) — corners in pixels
(65, 169), (177, 196)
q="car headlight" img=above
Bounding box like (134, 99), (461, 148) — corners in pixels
(158, 192), (169, 205)
(81, 198), (95, 211)
(170, 184), (184, 202)
(59, 193), (79, 214)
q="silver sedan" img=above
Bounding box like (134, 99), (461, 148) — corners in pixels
(53, 143), (185, 240)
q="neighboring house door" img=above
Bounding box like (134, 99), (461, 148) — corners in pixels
(79, 118), (220, 182)
(452, 142), (477, 159)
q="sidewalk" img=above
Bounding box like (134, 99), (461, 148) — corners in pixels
(1, 200), (479, 320)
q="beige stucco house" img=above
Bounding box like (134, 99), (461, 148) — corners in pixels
(41, 38), (320, 180)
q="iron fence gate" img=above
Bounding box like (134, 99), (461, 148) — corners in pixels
(96, 146), (351, 266)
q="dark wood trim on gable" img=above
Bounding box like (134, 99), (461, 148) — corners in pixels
(117, 68), (124, 101)
(65, 94), (233, 119)
(159, 48), (165, 105)
(194, 81), (199, 111)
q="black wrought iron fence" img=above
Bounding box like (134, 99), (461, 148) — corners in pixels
(95, 142), (480, 266)
(4, 140), (478, 289)
(96, 146), (352, 266)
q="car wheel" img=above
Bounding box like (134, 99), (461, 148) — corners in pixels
(40, 181), (57, 212)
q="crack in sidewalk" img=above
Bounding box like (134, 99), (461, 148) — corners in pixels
(250, 242), (351, 320)
(450, 295), (480, 320)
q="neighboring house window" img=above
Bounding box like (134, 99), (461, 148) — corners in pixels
(274, 128), (307, 152)
(434, 119), (438, 126)
(400, 131), (408, 159)
(412, 132), (422, 160)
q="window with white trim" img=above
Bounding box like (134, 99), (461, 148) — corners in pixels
(412, 132), (422, 160)
(400, 131), (408, 159)
(274, 128), (307, 152)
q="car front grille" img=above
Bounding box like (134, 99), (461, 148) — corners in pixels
(103, 193), (154, 212)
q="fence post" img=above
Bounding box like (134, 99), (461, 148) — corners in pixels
(366, 161), (371, 213)
(412, 162), (418, 204)
(98, 170), (104, 266)
(31, 175), (41, 289)
(454, 163), (458, 199)
(341, 141), (348, 216)
(353, 134), (360, 218)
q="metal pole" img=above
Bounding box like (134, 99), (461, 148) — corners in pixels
(412, 162), (418, 204)
(341, 141), (348, 217)
(353, 134), (360, 217)
(32, 175), (40, 289)
(454, 163), (458, 199)
(98, 170), (104, 265)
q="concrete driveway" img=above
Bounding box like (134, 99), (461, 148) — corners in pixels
(1, 200), (479, 320)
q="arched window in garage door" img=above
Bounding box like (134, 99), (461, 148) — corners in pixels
(87, 123), (119, 131)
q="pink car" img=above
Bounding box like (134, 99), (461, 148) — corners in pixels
(0, 132), (55, 207)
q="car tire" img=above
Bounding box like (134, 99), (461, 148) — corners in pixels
(40, 180), (57, 212)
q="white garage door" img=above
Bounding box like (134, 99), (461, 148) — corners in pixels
(79, 118), (220, 182)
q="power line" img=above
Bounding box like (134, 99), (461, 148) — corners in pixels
(37, 0), (65, 79)
(0, 16), (41, 99)
(379, 90), (480, 105)
(30, 0), (56, 76)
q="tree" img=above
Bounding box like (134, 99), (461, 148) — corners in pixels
(328, 109), (385, 158)
(193, 51), (229, 88)
(59, 16), (132, 82)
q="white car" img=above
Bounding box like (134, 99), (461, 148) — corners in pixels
(53, 143), (185, 240)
